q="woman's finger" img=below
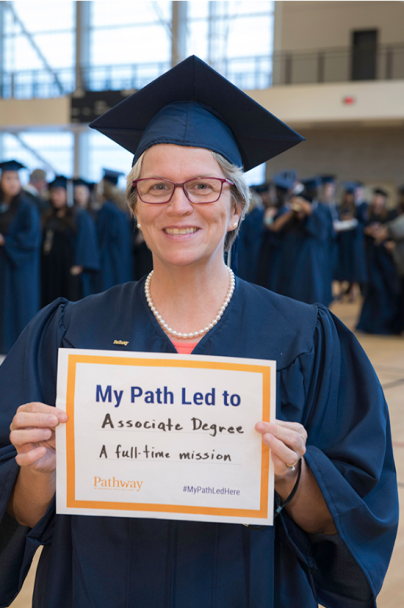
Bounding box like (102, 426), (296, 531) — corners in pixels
(256, 422), (307, 450)
(10, 411), (60, 432)
(15, 446), (47, 467)
(263, 433), (302, 468)
(273, 420), (308, 441)
(10, 428), (53, 447)
(15, 402), (68, 419)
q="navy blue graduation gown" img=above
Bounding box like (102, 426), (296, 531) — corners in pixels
(237, 207), (265, 283)
(0, 279), (398, 608)
(94, 201), (133, 293)
(41, 209), (100, 305)
(334, 206), (368, 284)
(277, 204), (334, 306)
(357, 211), (401, 334)
(0, 196), (41, 354)
(255, 206), (288, 291)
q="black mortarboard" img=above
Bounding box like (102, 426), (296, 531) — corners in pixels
(301, 177), (321, 191)
(320, 175), (336, 184)
(373, 188), (388, 198)
(343, 181), (359, 194)
(49, 175), (68, 189)
(0, 160), (26, 172)
(73, 177), (95, 191)
(273, 173), (295, 192)
(102, 169), (124, 185)
(279, 170), (297, 183)
(253, 183), (270, 194)
(89, 56), (304, 172)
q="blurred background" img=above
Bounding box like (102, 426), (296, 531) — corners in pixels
(1, 1), (403, 196)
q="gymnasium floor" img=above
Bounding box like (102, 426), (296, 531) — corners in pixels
(4, 298), (404, 608)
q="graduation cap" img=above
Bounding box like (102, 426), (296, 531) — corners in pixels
(0, 160), (26, 172)
(102, 169), (124, 185)
(273, 173), (295, 192)
(89, 56), (304, 172)
(48, 175), (68, 189)
(301, 177), (321, 190)
(73, 177), (95, 191)
(253, 183), (270, 194)
(279, 170), (297, 183)
(373, 187), (388, 198)
(320, 175), (336, 184)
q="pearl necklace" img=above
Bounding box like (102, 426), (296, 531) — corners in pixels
(145, 267), (235, 340)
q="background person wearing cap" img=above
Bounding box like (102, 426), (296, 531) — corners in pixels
(255, 172), (294, 290)
(333, 183), (368, 302)
(265, 177), (334, 306)
(41, 175), (100, 305)
(357, 188), (402, 334)
(73, 177), (95, 210)
(87, 171), (133, 293)
(0, 57), (398, 608)
(0, 160), (41, 355)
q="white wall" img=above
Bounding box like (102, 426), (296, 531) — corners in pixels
(248, 80), (404, 127)
(274, 1), (404, 52)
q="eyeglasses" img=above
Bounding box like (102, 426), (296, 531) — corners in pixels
(132, 177), (234, 204)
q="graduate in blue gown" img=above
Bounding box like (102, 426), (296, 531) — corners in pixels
(0, 57), (398, 608)
(255, 174), (294, 290)
(357, 188), (401, 334)
(0, 160), (41, 354)
(41, 176), (100, 305)
(334, 184), (368, 300)
(92, 169), (133, 292)
(237, 186), (266, 282)
(276, 178), (334, 306)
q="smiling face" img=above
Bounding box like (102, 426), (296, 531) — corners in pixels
(134, 144), (241, 270)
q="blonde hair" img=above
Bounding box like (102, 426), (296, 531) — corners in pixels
(125, 148), (251, 252)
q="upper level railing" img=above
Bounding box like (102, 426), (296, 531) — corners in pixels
(1, 44), (403, 100)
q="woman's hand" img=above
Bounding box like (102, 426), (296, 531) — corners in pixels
(10, 402), (68, 473)
(7, 403), (68, 527)
(255, 419), (307, 478)
(70, 265), (83, 276)
(0, 233), (5, 246)
(255, 419), (336, 534)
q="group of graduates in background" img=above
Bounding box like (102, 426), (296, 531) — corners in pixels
(238, 172), (404, 336)
(1, 161), (404, 355)
(0, 160), (152, 354)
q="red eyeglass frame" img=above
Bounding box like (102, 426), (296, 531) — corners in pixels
(132, 177), (234, 204)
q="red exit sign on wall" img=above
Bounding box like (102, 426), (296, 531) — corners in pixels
(343, 96), (356, 105)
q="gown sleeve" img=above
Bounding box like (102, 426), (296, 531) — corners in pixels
(74, 210), (100, 271)
(3, 201), (41, 268)
(277, 304), (398, 608)
(0, 300), (67, 606)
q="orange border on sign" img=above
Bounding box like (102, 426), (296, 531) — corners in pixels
(65, 354), (271, 519)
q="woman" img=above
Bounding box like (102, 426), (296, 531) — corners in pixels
(0, 57), (398, 608)
(334, 185), (368, 301)
(92, 170), (133, 292)
(73, 177), (94, 210)
(0, 160), (41, 354)
(357, 188), (401, 334)
(273, 177), (334, 306)
(41, 175), (100, 304)
(255, 173), (294, 290)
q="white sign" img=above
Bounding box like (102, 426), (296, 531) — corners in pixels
(56, 349), (276, 525)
